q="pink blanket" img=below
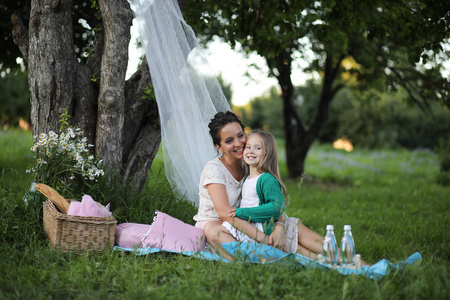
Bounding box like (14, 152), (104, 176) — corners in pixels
(67, 195), (111, 217)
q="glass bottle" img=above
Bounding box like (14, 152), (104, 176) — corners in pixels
(340, 225), (355, 265)
(322, 224), (338, 265)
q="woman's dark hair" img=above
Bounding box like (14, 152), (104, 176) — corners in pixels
(208, 111), (245, 146)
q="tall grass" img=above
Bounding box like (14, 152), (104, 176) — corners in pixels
(1, 129), (449, 299)
(0, 128), (34, 190)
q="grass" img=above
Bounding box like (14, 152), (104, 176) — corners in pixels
(1, 129), (449, 299)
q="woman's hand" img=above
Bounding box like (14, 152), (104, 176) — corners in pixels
(229, 208), (236, 217)
(267, 223), (286, 251)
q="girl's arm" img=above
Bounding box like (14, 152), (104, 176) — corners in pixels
(207, 183), (267, 244)
(234, 177), (285, 222)
(268, 213), (287, 250)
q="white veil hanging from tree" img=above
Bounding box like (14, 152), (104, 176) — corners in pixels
(129, 0), (231, 206)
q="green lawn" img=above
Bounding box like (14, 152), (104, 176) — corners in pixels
(1, 129), (449, 299)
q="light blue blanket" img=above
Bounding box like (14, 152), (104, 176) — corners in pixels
(114, 242), (421, 279)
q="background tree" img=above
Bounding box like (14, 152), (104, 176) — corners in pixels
(235, 86), (284, 137)
(0, 0), (186, 193)
(1, 1), (31, 71)
(185, 0), (450, 178)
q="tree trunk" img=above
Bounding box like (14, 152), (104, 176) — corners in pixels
(13, 0), (161, 194)
(271, 52), (343, 178)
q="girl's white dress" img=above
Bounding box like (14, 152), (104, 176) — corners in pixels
(222, 175), (264, 242)
(223, 174), (301, 253)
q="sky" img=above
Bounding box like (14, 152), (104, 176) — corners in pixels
(126, 22), (311, 106)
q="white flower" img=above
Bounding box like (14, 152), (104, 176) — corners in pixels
(67, 128), (76, 138)
(38, 137), (48, 146)
(36, 158), (47, 165)
(49, 131), (58, 141)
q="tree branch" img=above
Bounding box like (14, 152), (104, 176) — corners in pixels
(309, 53), (344, 139)
(11, 13), (29, 61)
(73, 6), (95, 25)
(268, 53), (307, 136)
(388, 66), (430, 112)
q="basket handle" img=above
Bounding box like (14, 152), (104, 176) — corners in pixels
(35, 183), (70, 214)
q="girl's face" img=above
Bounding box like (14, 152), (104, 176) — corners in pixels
(243, 134), (264, 167)
(216, 122), (247, 160)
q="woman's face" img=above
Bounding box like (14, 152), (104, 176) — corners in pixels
(216, 122), (247, 160)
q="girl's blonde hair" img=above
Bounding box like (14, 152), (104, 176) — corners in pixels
(248, 130), (287, 197)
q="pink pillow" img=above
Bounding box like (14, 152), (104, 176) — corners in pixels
(115, 211), (205, 252)
(115, 222), (152, 248)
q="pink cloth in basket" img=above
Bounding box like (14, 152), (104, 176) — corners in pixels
(115, 211), (205, 252)
(67, 195), (111, 217)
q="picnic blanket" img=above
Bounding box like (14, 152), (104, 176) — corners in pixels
(114, 242), (421, 279)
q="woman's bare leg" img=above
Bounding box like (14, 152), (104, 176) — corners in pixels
(296, 224), (370, 265)
(203, 221), (236, 262)
(296, 244), (319, 258)
(297, 223), (325, 255)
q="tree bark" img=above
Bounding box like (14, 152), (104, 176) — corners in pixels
(28, 0), (77, 136)
(13, 0), (162, 194)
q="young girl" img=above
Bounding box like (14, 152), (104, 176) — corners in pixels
(223, 130), (324, 257)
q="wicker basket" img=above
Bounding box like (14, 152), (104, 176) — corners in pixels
(43, 199), (117, 253)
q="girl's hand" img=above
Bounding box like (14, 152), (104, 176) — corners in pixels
(229, 208), (236, 217)
(267, 223), (286, 251)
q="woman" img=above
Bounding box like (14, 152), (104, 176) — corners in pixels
(193, 111), (323, 260)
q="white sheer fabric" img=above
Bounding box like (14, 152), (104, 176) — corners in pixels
(129, 0), (231, 206)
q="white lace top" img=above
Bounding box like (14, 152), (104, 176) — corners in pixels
(193, 158), (244, 222)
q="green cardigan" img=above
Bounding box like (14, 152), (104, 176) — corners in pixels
(234, 173), (285, 235)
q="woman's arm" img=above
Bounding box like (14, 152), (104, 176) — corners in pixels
(207, 183), (267, 244)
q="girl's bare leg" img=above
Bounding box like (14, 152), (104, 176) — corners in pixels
(203, 221), (236, 262)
